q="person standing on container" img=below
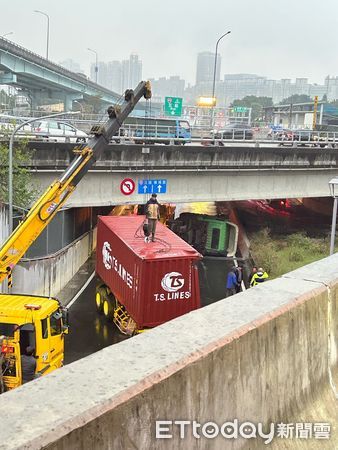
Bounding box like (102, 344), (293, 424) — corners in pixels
(146, 193), (160, 242)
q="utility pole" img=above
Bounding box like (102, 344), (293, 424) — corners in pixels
(312, 96), (318, 130)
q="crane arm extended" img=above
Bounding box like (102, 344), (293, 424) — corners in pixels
(0, 81), (151, 284)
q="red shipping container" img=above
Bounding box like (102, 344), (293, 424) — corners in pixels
(96, 215), (201, 328)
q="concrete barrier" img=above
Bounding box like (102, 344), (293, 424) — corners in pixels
(0, 255), (337, 449)
(10, 230), (95, 297)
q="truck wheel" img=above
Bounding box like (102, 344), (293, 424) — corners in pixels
(103, 299), (114, 321)
(95, 287), (106, 314)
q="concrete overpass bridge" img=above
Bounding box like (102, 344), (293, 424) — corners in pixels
(0, 37), (155, 113)
(26, 142), (338, 206)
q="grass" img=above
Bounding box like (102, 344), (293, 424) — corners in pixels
(248, 228), (332, 279)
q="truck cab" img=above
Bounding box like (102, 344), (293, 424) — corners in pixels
(0, 294), (68, 392)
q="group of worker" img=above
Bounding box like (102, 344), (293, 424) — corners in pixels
(226, 265), (269, 297)
(144, 195), (270, 296)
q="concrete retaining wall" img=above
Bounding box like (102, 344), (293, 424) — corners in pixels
(0, 255), (337, 449)
(10, 230), (95, 297)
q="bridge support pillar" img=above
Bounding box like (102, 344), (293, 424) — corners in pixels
(64, 94), (83, 111)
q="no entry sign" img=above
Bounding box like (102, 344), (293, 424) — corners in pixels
(120, 178), (135, 195)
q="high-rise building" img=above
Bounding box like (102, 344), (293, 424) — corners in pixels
(90, 61), (107, 85)
(107, 61), (122, 93)
(121, 54), (142, 91)
(196, 52), (221, 86)
(223, 74), (266, 105)
(59, 59), (83, 74)
(148, 76), (185, 102)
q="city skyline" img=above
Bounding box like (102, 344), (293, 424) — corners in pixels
(59, 55), (336, 95)
(58, 54), (337, 106)
(1, 0), (338, 86)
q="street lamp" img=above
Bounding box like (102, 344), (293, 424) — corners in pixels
(1, 32), (14, 39)
(8, 111), (80, 233)
(73, 100), (84, 114)
(87, 48), (98, 84)
(211, 31), (231, 101)
(329, 177), (338, 255)
(34, 10), (50, 59)
(211, 31), (231, 128)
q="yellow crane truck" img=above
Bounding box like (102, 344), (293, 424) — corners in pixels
(0, 295), (68, 392)
(0, 81), (152, 391)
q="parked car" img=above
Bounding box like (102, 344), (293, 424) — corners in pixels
(33, 120), (88, 143)
(215, 124), (253, 140)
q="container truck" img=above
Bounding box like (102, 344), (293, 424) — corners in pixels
(95, 215), (201, 335)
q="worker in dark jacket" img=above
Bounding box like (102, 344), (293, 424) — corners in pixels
(248, 266), (257, 286)
(250, 267), (269, 287)
(21, 346), (36, 384)
(234, 266), (243, 293)
(145, 194), (160, 242)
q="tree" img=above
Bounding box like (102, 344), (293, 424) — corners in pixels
(231, 96), (273, 121)
(279, 94), (313, 105)
(0, 140), (38, 208)
(0, 89), (15, 110)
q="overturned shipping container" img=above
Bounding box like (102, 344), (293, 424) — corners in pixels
(95, 215), (201, 334)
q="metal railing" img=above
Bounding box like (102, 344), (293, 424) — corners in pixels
(1, 116), (338, 147)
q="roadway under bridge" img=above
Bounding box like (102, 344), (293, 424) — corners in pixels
(26, 142), (338, 206)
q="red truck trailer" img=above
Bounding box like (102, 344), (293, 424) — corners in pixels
(95, 215), (201, 335)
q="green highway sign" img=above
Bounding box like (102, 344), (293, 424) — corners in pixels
(164, 96), (183, 116)
(233, 106), (248, 113)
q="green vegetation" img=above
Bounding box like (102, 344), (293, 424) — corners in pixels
(0, 140), (38, 208)
(279, 94), (313, 105)
(249, 229), (330, 279)
(231, 95), (273, 122)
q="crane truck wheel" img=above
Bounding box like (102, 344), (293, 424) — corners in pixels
(103, 298), (114, 321)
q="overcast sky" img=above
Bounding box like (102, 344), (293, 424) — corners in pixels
(1, 0), (336, 86)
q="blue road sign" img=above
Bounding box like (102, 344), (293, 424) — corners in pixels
(138, 179), (167, 194)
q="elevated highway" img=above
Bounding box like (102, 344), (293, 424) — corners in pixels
(25, 142), (338, 206)
(0, 37), (156, 113)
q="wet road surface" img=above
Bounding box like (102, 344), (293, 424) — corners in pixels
(64, 277), (128, 365)
(65, 259), (234, 364)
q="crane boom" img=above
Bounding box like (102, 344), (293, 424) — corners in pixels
(0, 81), (151, 285)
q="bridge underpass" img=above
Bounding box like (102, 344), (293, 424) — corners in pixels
(26, 142), (338, 206)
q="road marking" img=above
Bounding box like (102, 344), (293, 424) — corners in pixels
(67, 271), (95, 309)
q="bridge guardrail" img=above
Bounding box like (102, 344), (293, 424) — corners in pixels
(2, 120), (338, 147)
